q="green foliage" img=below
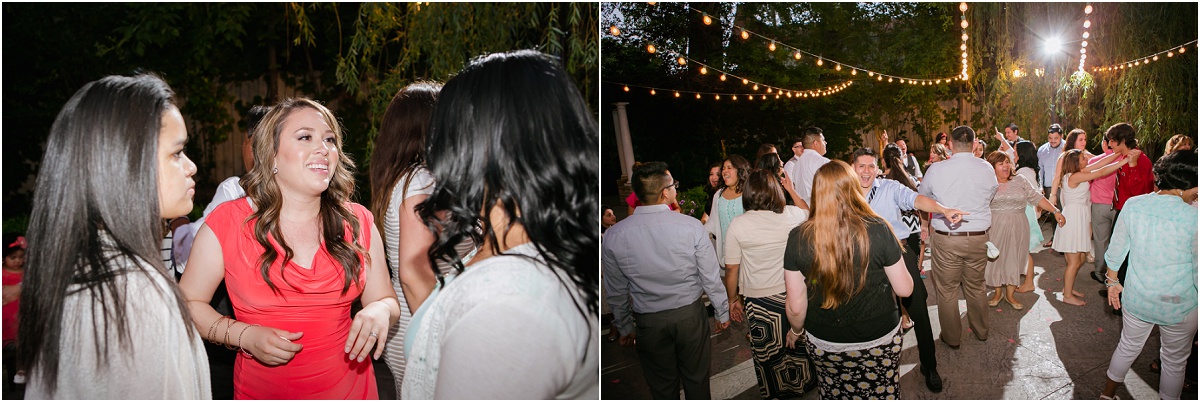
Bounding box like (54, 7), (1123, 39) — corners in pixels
(2, 215), (29, 236)
(333, 2), (598, 157)
(677, 186), (710, 220)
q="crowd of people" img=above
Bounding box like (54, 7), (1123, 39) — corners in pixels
(7, 49), (599, 399)
(603, 123), (1196, 399)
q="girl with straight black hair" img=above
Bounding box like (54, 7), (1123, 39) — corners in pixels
(17, 73), (210, 398)
(402, 49), (598, 399)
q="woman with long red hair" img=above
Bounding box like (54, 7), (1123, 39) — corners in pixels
(782, 160), (914, 399)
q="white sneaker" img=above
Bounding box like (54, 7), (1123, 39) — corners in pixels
(13, 370), (26, 384)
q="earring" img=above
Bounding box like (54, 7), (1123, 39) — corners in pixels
(272, 166), (278, 175)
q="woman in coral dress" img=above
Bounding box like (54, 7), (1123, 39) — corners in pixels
(180, 98), (400, 399)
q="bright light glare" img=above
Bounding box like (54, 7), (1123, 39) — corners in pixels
(1044, 37), (1062, 54)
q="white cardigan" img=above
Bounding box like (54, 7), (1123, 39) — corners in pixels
(704, 189), (742, 264)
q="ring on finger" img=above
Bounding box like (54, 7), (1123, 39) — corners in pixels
(368, 332), (378, 338)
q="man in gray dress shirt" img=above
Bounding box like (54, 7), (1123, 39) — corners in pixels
(602, 161), (732, 399)
(917, 126), (1000, 349)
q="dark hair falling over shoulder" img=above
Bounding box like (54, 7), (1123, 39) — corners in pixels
(17, 73), (195, 393)
(370, 82), (441, 245)
(417, 49), (598, 319)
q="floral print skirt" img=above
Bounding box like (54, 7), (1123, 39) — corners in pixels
(804, 325), (903, 400)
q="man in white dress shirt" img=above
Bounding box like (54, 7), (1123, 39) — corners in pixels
(794, 127), (830, 206)
(782, 137), (805, 194)
(918, 125), (1000, 349)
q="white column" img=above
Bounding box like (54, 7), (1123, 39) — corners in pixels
(613, 102), (635, 179)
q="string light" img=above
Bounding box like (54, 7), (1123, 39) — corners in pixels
(684, 6), (956, 86)
(647, 44), (656, 54)
(1078, 3), (1091, 71)
(607, 81), (854, 102)
(677, 57), (686, 65)
(960, 2), (969, 80)
(702, 14), (712, 25)
(700, 66), (708, 74)
(1092, 39), (1198, 73)
(610, 25), (620, 36)
(742, 78), (749, 85)
(719, 74), (727, 81)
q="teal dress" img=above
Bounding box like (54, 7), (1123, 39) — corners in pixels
(1017, 168), (1044, 252)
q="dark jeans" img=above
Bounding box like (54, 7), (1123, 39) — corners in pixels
(634, 298), (712, 399)
(899, 233), (937, 371)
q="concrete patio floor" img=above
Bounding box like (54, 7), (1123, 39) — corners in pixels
(601, 219), (1198, 399)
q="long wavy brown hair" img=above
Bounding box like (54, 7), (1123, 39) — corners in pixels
(800, 160), (899, 309)
(369, 82), (440, 242)
(240, 98), (367, 293)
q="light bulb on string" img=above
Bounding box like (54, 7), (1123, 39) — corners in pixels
(742, 78), (749, 85)
(851, 69), (857, 75)
(769, 41), (776, 51)
(835, 64), (842, 71)
(1083, 31), (1090, 39)
(1180, 46), (1187, 53)
(1154, 55), (1159, 61)
(732, 95), (737, 100)
(961, 44), (967, 51)
(962, 51), (968, 59)
(869, 71), (875, 77)
(753, 84), (759, 90)
(677, 57), (686, 65)
(962, 33), (969, 41)
(767, 88), (773, 93)
(741, 29), (749, 40)
(960, 2), (968, 12)
(794, 52), (802, 60)
(715, 95), (720, 100)
(675, 92), (680, 98)
(1168, 51), (1175, 57)
(650, 89), (656, 95)
(816, 58), (824, 66)
(623, 85), (630, 92)
(719, 74), (727, 81)
(696, 94), (701, 99)
(702, 14), (712, 25)
(1085, 4), (1092, 14)
(647, 44), (656, 54)
(610, 26), (620, 36)
(648, 2), (656, 5)
(877, 75), (883, 81)
(1081, 48), (1086, 54)
(700, 66), (708, 74)
(961, 19), (968, 29)
(1082, 41), (1088, 48)
(888, 77), (894, 82)
(1084, 20), (1091, 29)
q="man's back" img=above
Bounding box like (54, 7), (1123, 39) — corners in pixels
(919, 153), (999, 232)
(602, 206), (720, 314)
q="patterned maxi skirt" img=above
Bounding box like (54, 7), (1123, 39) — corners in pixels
(745, 292), (818, 398)
(805, 324), (904, 400)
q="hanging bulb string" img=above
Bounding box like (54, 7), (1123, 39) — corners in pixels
(685, 5), (962, 84)
(606, 80), (855, 100)
(1092, 39), (1198, 73)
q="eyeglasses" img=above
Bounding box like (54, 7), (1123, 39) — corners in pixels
(661, 180), (680, 191)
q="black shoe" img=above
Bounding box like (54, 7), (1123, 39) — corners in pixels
(921, 367), (944, 393)
(1113, 307), (1123, 316)
(1091, 271), (1107, 284)
(1099, 288), (1109, 298)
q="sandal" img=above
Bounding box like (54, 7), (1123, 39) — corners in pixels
(1150, 358), (1161, 373)
(902, 317), (914, 331)
(1099, 394), (1119, 400)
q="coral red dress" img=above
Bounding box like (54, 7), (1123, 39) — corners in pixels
(2, 268), (22, 345)
(205, 198), (377, 399)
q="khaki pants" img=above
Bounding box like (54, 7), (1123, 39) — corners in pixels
(930, 231), (990, 346)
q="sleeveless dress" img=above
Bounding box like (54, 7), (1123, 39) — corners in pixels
(1052, 173), (1093, 253)
(381, 167), (473, 398)
(985, 175), (1043, 287)
(2, 268), (21, 345)
(205, 198), (377, 399)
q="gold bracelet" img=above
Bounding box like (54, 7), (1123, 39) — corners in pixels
(238, 324), (260, 358)
(207, 317), (223, 344)
(223, 318), (239, 350)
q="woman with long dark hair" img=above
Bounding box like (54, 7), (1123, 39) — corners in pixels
(17, 74), (210, 398)
(180, 98), (400, 398)
(783, 160), (913, 399)
(1013, 141), (1045, 293)
(368, 81), (474, 397)
(723, 170), (815, 398)
(402, 50), (598, 398)
(756, 152), (805, 207)
(706, 154), (752, 268)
